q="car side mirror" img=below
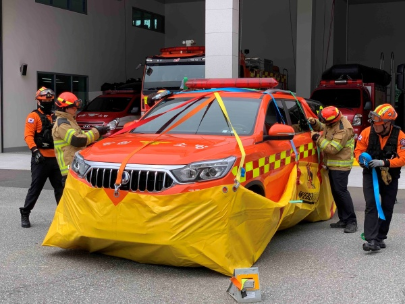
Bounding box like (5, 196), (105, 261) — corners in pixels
(263, 123), (295, 141)
(364, 101), (372, 110)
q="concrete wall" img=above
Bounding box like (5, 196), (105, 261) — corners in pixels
(348, 1), (405, 72)
(165, 0), (205, 47)
(2, 0), (165, 151)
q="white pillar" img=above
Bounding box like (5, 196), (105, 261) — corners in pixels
(205, 0), (239, 78)
(296, 0), (313, 97)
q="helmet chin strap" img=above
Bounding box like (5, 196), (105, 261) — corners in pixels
(375, 122), (391, 136)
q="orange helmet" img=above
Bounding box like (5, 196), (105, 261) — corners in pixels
(368, 104), (397, 125)
(36, 87), (55, 101)
(55, 92), (82, 109)
(318, 106), (342, 124)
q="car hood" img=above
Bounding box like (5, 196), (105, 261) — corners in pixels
(81, 133), (253, 165)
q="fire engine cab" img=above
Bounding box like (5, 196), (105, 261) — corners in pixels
(139, 40), (289, 115)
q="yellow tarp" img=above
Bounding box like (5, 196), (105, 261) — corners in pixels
(43, 163), (335, 276)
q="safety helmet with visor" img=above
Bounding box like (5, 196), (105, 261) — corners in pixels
(55, 92), (83, 110)
(318, 106), (342, 125)
(368, 103), (397, 125)
(36, 87), (55, 101)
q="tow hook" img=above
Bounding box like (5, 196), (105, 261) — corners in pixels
(114, 183), (121, 197)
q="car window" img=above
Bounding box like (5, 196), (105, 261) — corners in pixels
(133, 96), (261, 135)
(305, 98), (324, 116)
(84, 97), (132, 112)
(282, 99), (310, 133)
(264, 99), (286, 134)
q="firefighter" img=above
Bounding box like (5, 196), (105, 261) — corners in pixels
(309, 106), (357, 233)
(20, 87), (64, 228)
(354, 104), (405, 251)
(52, 92), (109, 185)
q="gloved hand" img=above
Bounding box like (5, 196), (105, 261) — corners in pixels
(368, 159), (385, 168)
(308, 117), (317, 125)
(359, 162), (367, 169)
(32, 149), (45, 164)
(95, 126), (110, 136)
(311, 131), (320, 141)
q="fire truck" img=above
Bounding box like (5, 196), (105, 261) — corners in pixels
(138, 40), (288, 115)
(310, 64), (391, 138)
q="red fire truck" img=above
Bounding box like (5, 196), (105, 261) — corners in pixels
(310, 64), (391, 138)
(139, 40), (288, 115)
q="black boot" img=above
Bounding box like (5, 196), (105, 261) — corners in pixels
(363, 240), (380, 252)
(19, 208), (31, 228)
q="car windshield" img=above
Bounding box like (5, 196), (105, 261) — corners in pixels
(311, 89), (361, 108)
(131, 96), (261, 135)
(84, 97), (132, 112)
(143, 64), (205, 90)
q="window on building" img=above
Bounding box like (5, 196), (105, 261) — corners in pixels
(37, 72), (88, 107)
(132, 7), (165, 33)
(35, 0), (87, 14)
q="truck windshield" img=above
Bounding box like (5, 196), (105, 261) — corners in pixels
(131, 97), (260, 135)
(311, 89), (361, 108)
(143, 64), (205, 90)
(84, 97), (132, 112)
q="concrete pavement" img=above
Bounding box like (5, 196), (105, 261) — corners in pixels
(2, 152), (405, 303)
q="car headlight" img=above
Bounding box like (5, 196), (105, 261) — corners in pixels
(171, 156), (236, 183)
(71, 152), (90, 178)
(107, 118), (120, 130)
(352, 114), (362, 126)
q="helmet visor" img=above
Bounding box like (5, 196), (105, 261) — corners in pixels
(368, 111), (385, 125)
(58, 97), (83, 109)
(37, 88), (55, 100)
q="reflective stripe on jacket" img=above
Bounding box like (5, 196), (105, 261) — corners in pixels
(52, 111), (100, 176)
(312, 116), (355, 171)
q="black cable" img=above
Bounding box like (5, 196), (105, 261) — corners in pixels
(124, 0), (127, 81)
(288, 0), (296, 70)
(325, 0), (335, 71)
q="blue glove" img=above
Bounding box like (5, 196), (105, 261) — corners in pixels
(368, 159), (385, 168)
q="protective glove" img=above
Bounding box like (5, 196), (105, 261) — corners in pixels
(308, 117), (317, 125)
(311, 131), (320, 141)
(95, 126), (110, 136)
(32, 149), (45, 164)
(368, 159), (385, 168)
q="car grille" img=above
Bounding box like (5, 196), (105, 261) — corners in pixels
(85, 168), (174, 192)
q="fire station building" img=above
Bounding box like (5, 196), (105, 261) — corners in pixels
(0, 0), (404, 152)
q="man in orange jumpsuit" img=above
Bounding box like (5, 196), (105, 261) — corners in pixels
(354, 104), (405, 251)
(20, 87), (64, 228)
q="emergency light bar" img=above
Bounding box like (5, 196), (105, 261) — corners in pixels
(186, 78), (278, 89)
(160, 46), (205, 54)
(320, 79), (363, 86)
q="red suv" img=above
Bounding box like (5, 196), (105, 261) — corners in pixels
(76, 88), (141, 137)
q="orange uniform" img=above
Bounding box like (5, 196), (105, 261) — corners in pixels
(24, 109), (55, 157)
(354, 126), (405, 168)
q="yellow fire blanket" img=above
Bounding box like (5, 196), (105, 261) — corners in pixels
(43, 163), (335, 276)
